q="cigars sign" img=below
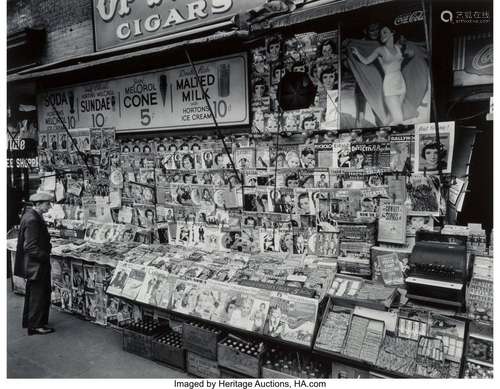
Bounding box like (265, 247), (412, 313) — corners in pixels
(37, 53), (249, 133)
(92, 0), (265, 51)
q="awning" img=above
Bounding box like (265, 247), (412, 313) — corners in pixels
(258, 0), (395, 29)
(7, 29), (248, 84)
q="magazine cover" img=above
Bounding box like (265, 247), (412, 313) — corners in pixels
(300, 111), (322, 135)
(220, 284), (270, 333)
(350, 142), (391, 169)
(192, 224), (210, 248)
(240, 227), (260, 253)
(278, 169), (296, 188)
(69, 128), (91, 152)
(293, 228), (314, 254)
(378, 203), (407, 244)
(282, 112), (300, 133)
(57, 132), (68, 151)
(331, 189), (362, 219)
(315, 231), (340, 257)
(51, 282), (63, 306)
(386, 175), (407, 204)
(295, 189), (314, 215)
(94, 288), (108, 325)
(96, 223), (120, 243)
(106, 262), (131, 297)
(364, 171), (385, 188)
(315, 143), (333, 168)
(377, 253), (405, 286)
(121, 264), (147, 301)
(340, 1), (431, 128)
(277, 188), (296, 214)
(51, 257), (71, 288)
(204, 226), (221, 251)
(390, 132), (414, 173)
(84, 293), (98, 320)
(170, 279), (225, 322)
(260, 228), (277, 252)
(71, 289), (85, 316)
(406, 175), (442, 215)
(83, 264), (96, 293)
(71, 261), (85, 291)
(256, 146), (271, 168)
(116, 225), (138, 243)
(234, 147), (256, 170)
(106, 296), (120, 323)
(332, 141), (351, 168)
(299, 145), (317, 169)
(406, 214), (434, 236)
(255, 187), (272, 212)
(243, 169), (258, 187)
(277, 229), (295, 253)
(60, 288), (72, 311)
(314, 169), (330, 188)
(299, 169), (315, 188)
(176, 223), (192, 247)
(251, 75), (271, 112)
(414, 121), (455, 174)
(135, 268), (172, 309)
(311, 188), (330, 217)
(359, 187), (389, 218)
(264, 292), (319, 346)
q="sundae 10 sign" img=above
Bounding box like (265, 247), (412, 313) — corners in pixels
(93, 0), (266, 51)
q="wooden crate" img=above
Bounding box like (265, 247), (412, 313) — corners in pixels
(261, 367), (298, 379)
(122, 321), (167, 359)
(186, 352), (221, 378)
(122, 328), (154, 359)
(217, 335), (264, 378)
(219, 367), (253, 379)
(152, 331), (186, 370)
(183, 320), (223, 360)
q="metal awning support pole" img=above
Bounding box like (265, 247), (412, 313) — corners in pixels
(421, 0), (448, 221)
(421, 0), (444, 183)
(184, 48), (242, 184)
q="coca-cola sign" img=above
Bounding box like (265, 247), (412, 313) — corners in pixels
(394, 10), (424, 26)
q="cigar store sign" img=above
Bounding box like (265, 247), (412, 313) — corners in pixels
(37, 53), (249, 133)
(93, 0), (265, 51)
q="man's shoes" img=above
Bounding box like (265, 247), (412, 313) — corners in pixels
(28, 327), (55, 336)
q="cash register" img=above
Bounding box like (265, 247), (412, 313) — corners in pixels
(406, 231), (468, 308)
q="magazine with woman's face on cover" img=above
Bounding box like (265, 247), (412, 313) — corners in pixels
(414, 121), (455, 174)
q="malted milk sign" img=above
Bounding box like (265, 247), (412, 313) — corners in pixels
(37, 53), (249, 133)
(93, 0), (265, 51)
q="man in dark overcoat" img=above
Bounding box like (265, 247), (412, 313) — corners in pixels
(14, 192), (55, 335)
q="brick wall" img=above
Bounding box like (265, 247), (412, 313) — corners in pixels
(8, 0), (95, 64)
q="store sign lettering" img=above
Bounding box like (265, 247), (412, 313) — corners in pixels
(93, 0), (265, 51)
(37, 53), (248, 133)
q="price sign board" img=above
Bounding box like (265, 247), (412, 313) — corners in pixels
(37, 53), (249, 133)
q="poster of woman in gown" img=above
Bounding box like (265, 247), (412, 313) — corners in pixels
(340, 1), (430, 128)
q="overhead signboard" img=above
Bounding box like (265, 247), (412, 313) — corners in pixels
(37, 53), (249, 133)
(92, 0), (266, 51)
